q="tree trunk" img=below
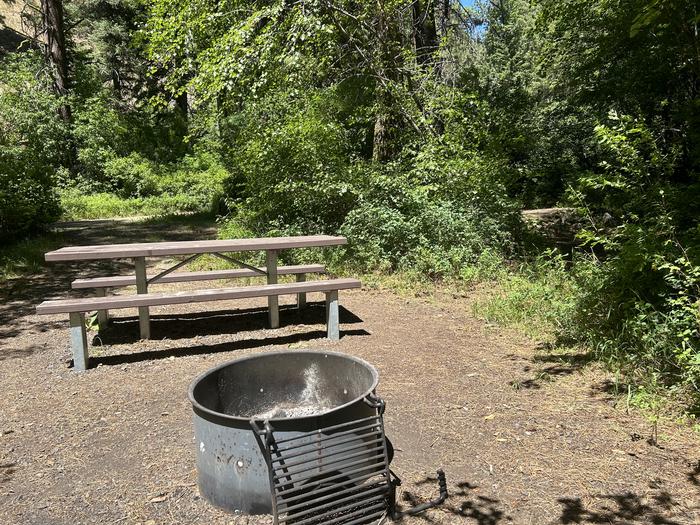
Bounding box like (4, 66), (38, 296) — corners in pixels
(176, 90), (188, 120)
(372, 1), (395, 162)
(40, 0), (71, 123)
(438, 0), (449, 38)
(412, 0), (438, 67)
(412, 0), (446, 134)
(372, 111), (392, 162)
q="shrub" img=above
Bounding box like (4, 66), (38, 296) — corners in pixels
(560, 114), (700, 405)
(474, 251), (582, 340)
(0, 53), (64, 241)
(340, 161), (516, 277)
(60, 190), (216, 219)
(72, 92), (130, 184)
(102, 153), (159, 198)
(155, 152), (229, 211)
(61, 150), (230, 218)
(222, 90), (362, 232)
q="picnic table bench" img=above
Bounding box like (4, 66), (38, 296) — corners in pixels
(37, 235), (360, 371)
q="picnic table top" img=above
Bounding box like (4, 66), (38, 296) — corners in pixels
(44, 235), (347, 262)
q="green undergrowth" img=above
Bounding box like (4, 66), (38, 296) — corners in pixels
(472, 252), (580, 341)
(471, 253), (700, 422)
(59, 191), (218, 220)
(0, 232), (64, 280)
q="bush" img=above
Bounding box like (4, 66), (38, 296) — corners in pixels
(61, 150), (230, 218)
(102, 153), (158, 198)
(60, 190), (214, 219)
(0, 169), (61, 242)
(154, 152), (229, 211)
(340, 161), (516, 277)
(564, 230), (700, 400)
(0, 53), (64, 241)
(560, 114), (700, 406)
(222, 90), (362, 232)
(474, 251), (582, 339)
(72, 92), (130, 184)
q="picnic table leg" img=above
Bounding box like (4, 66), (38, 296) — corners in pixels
(135, 256), (150, 339)
(96, 287), (109, 329)
(296, 274), (307, 309)
(69, 312), (89, 371)
(325, 290), (339, 341)
(266, 250), (279, 329)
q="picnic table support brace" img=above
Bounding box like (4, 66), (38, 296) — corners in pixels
(212, 253), (268, 276)
(266, 250), (279, 329)
(326, 290), (339, 340)
(296, 273), (306, 309)
(147, 253), (202, 285)
(135, 256), (150, 339)
(69, 312), (89, 371)
(96, 287), (109, 329)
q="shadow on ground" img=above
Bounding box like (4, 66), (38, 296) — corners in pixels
(508, 346), (594, 390)
(94, 303), (363, 344)
(688, 461), (700, 487)
(89, 328), (370, 368)
(399, 475), (691, 525)
(0, 462), (16, 485)
(398, 476), (510, 524)
(556, 490), (686, 525)
(0, 345), (46, 362)
(0, 214), (218, 344)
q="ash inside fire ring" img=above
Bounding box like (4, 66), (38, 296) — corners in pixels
(253, 401), (335, 419)
(248, 363), (341, 419)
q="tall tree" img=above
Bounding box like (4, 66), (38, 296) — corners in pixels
(412, 0), (438, 68)
(40, 0), (71, 123)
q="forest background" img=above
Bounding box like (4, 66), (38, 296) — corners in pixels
(1, 0), (699, 418)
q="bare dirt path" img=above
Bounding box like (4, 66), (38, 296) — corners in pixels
(1, 217), (698, 525)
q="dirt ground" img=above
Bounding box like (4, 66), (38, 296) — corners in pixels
(1, 217), (699, 525)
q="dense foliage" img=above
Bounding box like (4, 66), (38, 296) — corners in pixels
(1, 0), (699, 410)
(0, 53), (64, 241)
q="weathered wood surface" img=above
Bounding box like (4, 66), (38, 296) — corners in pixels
(45, 235), (347, 261)
(522, 207), (586, 247)
(36, 278), (361, 315)
(71, 264), (326, 289)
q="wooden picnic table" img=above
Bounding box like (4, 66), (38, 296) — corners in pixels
(44, 235), (347, 340)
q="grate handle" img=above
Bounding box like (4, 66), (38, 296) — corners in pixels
(363, 392), (386, 415)
(390, 469), (448, 520)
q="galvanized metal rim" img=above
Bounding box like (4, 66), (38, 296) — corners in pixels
(188, 349), (380, 423)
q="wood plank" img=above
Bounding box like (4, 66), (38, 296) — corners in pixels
(45, 235), (347, 261)
(71, 265), (326, 289)
(36, 278), (361, 315)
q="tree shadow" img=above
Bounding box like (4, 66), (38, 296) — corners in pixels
(557, 491), (686, 525)
(0, 215), (218, 345)
(0, 345), (43, 362)
(0, 462), (17, 485)
(94, 303), (363, 344)
(0, 258), (134, 340)
(509, 347), (594, 390)
(88, 328), (370, 368)
(52, 214), (217, 246)
(0, 26), (26, 54)
(397, 476), (509, 524)
(688, 461), (699, 487)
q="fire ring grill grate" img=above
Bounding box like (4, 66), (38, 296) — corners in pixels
(189, 351), (448, 522)
(251, 410), (392, 525)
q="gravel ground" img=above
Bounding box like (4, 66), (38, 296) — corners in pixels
(0, 217), (698, 525)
